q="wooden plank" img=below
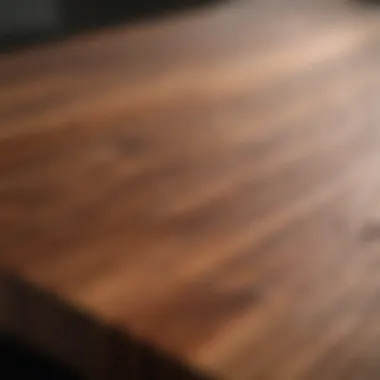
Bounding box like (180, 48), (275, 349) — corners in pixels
(1, 1), (380, 379)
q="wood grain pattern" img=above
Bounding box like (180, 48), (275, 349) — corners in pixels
(2, 0), (380, 378)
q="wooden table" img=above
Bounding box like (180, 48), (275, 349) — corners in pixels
(2, 1), (380, 379)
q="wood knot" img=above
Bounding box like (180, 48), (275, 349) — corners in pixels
(114, 134), (148, 157)
(360, 221), (380, 243)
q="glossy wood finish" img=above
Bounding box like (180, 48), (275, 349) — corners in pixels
(2, 1), (380, 379)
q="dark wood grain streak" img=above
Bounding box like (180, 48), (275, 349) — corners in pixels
(2, 1), (380, 379)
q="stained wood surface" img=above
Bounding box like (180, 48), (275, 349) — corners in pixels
(2, 1), (380, 379)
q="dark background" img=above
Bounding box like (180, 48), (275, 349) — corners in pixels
(0, 0), (210, 51)
(1, 335), (80, 379)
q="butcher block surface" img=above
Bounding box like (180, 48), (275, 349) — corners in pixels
(2, 1), (380, 379)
